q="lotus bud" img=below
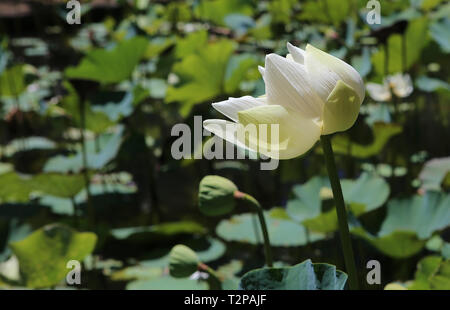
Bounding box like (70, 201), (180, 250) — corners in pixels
(198, 175), (238, 216)
(169, 244), (199, 278)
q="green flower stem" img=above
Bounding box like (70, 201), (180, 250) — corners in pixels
(235, 191), (273, 267)
(198, 263), (222, 290)
(320, 135), (359, 290)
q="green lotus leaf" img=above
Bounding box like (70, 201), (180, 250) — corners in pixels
(379, 191), (450, 239)
(408, 256), (450, 290)
(166, 39), (236, 116)
(10, 224), (97, 288)
(110, 221), (206, 241)
(288, 172), (389, 233)
(216, 210), (325, 246)
(194, 0), (254, 26)
(0, 65), (26, 97)
(372, 17), (428, 75)
(44, 126), (124, 173)
(328, 123), (402, 159)
(65, 37), (148, 84)
(352, 228), (426, 259)
(239, 259), (347, 290)
(418, 157), (450, 191)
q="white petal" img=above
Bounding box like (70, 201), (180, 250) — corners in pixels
(237, 105), (322, 159)
(212, 96), (267, 123)
(322, 80), (361, 135)
(258, 65), (265, 77)
(287, 42), (305, 64)
(264, 53), (323, 118)
(366, 82), (391, 102)
(203, 119), (254, 152)
(305, 44), (365, 105)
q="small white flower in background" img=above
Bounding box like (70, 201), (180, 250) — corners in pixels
(203, 43), (365, 160)
(366, 73), (413, 102)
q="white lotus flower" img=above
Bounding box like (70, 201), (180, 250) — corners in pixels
(203, 43), (365, 160)
(366, 73), (413, 102)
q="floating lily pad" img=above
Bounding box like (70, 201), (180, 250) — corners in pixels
(288, 173), (389, 233)
(44, 126), (124, 173)
(419, 157), (450, 191)
(379, 191), (450, 239)
(216, 211), (324, 246)
(110, 221), (206, 241)
(352, 192), (450, 258)
(352, 228), (425, 259)
(10, 224), (97, 288)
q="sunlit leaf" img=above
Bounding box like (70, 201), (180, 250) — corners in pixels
(379, 192), (450, 239)
(216, 211), (325, 246)
(65, 37), (148, 84)
(328, 123), (402, 159)
(0, 65), (26, 97)
(372, 18), (429, 75)
(10, 224), (97, 288)
(166, 39), (236, 116)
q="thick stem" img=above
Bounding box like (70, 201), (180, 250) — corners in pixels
(235, 191), (273, 267)
(320, 135), (359, 290)
(198, 263), (222, 290)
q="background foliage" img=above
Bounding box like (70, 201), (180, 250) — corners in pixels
(0, 0), (449, 289)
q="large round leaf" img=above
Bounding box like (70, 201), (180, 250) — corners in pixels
(239, 259), (347, 290)
(65, 37), (148, 84)
(288, 173), (389, 233)
(216, 211), (324, 246)
(10, 224), (97, 288)
(379, 191), (450, 239)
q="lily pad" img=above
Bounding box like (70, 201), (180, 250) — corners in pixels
(408, 256), (450, 290)
(239, 259), (347, 290)
(352, 191), (450, 258)
(10, 224), (97, 288)
(216, 211), (324, 246)
(44, 126), (124, 173)
(288, 173), (389, 233)
(418, 157), (450, 191)
(379, 191), (450, 239)
(166, 39), (236, 116)
(65, 37), (148, 84)
(110, 221), (206, 241)
(329, 123), (402, 159)
(352, 228), (426, 259)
